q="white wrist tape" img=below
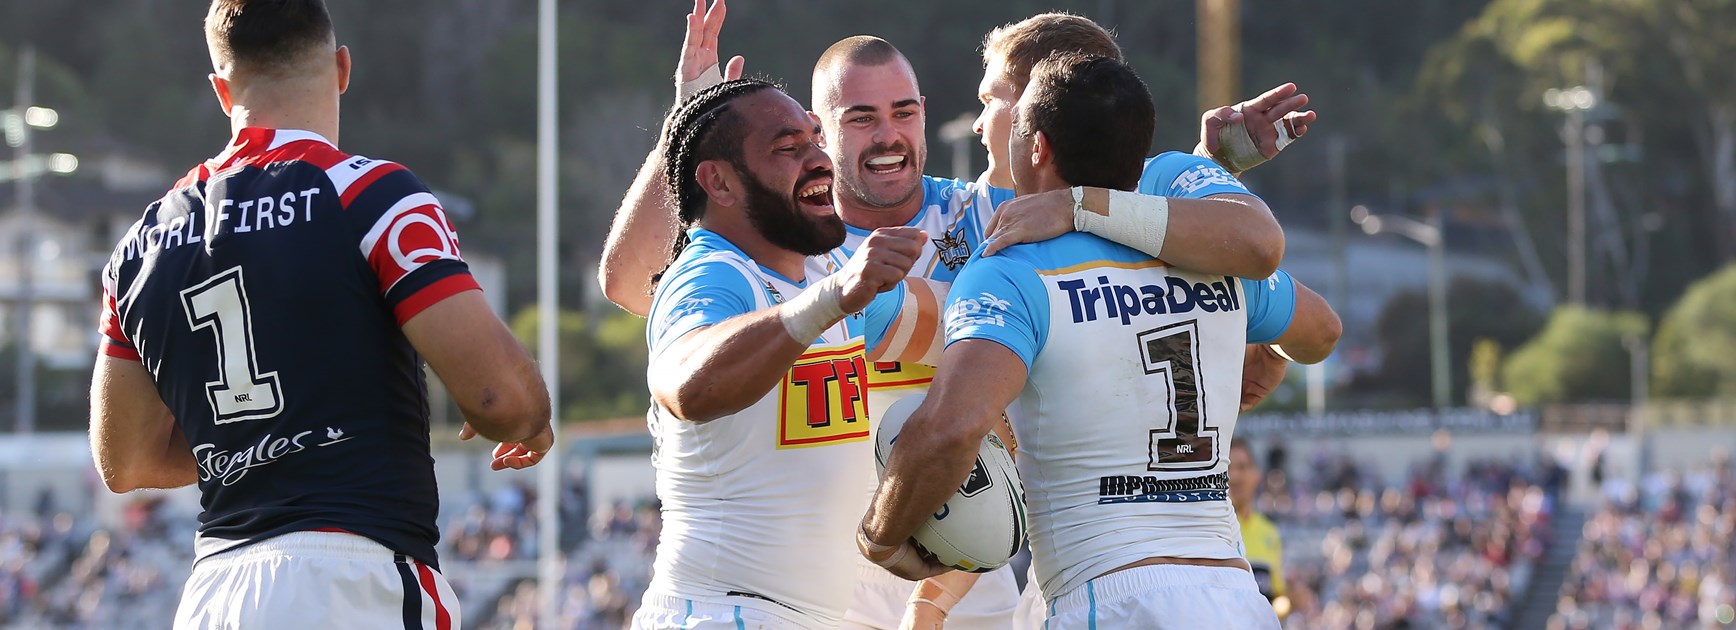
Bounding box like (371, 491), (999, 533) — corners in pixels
(1266, 343), (1296, 362)
(909, 578), (963, 614)
(779, 277), (845, 344)
(1073, 188), (1170, 259)
(677, 64), (725, 102)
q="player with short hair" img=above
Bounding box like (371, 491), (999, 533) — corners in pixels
(632, 78), (928, 629)
(858, 53), (1341, 629)
(90, 1), (552, 627)
(1231, 440), (1290, 616)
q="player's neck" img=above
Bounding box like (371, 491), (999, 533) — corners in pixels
(227, 84), (340, 146)
(836, 193), (920, 231)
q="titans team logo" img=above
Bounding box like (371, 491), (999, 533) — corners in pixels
(932, 229), (971, 271)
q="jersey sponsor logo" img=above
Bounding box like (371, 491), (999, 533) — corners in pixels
(945, 291), (1011, 332)
(193, 425), (357, 486)
(1058, 275), (1240, 325)
(777, 341), (871, 448)
(1169, 163), (1247, 196)
(868, 361), (936, 390)
(1097, 472), (1229, 504)
(931, 229), (971, 271)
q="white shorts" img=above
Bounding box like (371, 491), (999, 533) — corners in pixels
(1043, 564), (1278, 630)
(1011, 565), (1045, 630)
(632, 591), (823, 629)
(840, 562), (1020, 630)
(174, 531), (459, 630)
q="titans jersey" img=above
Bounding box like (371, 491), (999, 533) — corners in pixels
(817, 156), (1251, 423)
(645, 228), (900, 627)
(943, 232), (1295, 601)
(99, 128), (477, 569)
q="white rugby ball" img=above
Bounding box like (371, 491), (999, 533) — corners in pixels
(874, 393), (1027, 573)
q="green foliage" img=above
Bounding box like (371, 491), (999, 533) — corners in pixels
(1502, 306), (1647, 404)
(1370, 278), (1545, 405)
(1654, 265), (1736, 397)
(508, 306), (649, 421)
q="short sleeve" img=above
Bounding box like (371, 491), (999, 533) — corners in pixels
(1137, 153), (1257, 200)
(943, 254), (1049, 369)
(1240, 269), (1297, 344)
(860, 282), (906, 354)
(97, 261), (140, 362)
(647, 259), (759, 358)
(345, 163), (481, 325)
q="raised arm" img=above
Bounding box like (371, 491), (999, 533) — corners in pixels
(1197, 82), (1316, 175)
(90, 355), (198, 493)
(598, 0), (744, 316)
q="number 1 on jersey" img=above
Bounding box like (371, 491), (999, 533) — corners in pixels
(181, 267), (284, 424)
(1137, 321), (1219, 471)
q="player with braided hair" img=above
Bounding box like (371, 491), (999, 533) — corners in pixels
(633, 78), (930, 629)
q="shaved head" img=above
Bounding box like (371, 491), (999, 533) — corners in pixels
(811, 36), (918, 112)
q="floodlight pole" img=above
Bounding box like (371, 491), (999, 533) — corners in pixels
(535, 0), (562, 627)
(12, 47), (37, 434)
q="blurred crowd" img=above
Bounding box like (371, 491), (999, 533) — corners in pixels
(1261, 450), (1561, 630)
(0, 493), (191, 629)
(1550, 456), (1736, 630)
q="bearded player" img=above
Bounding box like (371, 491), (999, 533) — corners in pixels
(859, 53), (1341, 629)
(603, 6), (1304, 625)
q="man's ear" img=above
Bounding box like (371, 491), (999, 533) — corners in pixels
(209, 74), (235, 116)
(1030, 130), (1051, 169)
(695, 160), (741, 208)
(335, 45), (352, 94)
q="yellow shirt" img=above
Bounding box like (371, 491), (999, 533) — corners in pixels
(1239, 511), (1285, 600)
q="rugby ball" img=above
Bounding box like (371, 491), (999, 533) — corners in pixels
(874, 394), (1027, 573)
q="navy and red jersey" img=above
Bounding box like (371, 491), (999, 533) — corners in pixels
(99, 127), (478, 569)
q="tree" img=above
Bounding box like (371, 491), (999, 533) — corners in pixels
(1365, 278), (1544, 406)
(508, 306), (649, 421)
(1502, 306), (1647, 404)
(1653, 265), (1736, 397)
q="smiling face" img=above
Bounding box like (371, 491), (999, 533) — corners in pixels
(974, 55), (1022, 189)
(724, 89), (845, 255)
(815, 58), (927, 215)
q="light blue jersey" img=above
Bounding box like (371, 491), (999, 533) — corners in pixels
(642, 227), (901, 627)
(942, 229), (1295, 602)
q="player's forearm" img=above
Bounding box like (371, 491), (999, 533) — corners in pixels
(599, 144), (679, 317)
(1076, 188), (1283, 279)
(864, 404), (990, 546)
(649, 310), (817, 423)
(1273, 281), (1340, 364)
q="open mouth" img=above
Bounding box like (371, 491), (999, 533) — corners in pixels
(864, 154), (908, 176)
(796, 179), (834, 210)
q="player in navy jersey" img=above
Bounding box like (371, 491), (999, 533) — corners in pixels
(88, 2), (551, 628)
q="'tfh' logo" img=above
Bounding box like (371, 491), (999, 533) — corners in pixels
(1058, 275), (1240, 325)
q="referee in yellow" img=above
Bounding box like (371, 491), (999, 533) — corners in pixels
(1230, 440), (1290, 618)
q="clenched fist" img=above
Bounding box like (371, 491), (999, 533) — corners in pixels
(836, 226), (925, 314)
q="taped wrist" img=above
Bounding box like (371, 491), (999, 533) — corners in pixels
(677, 64), (725, 102)
(779, 277), (845, 344)
(858, 525), (912, 569)
(1073, 187), (1170, 259)
(909, 578), (963, 614)
(1266, 343), (1296, 362)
